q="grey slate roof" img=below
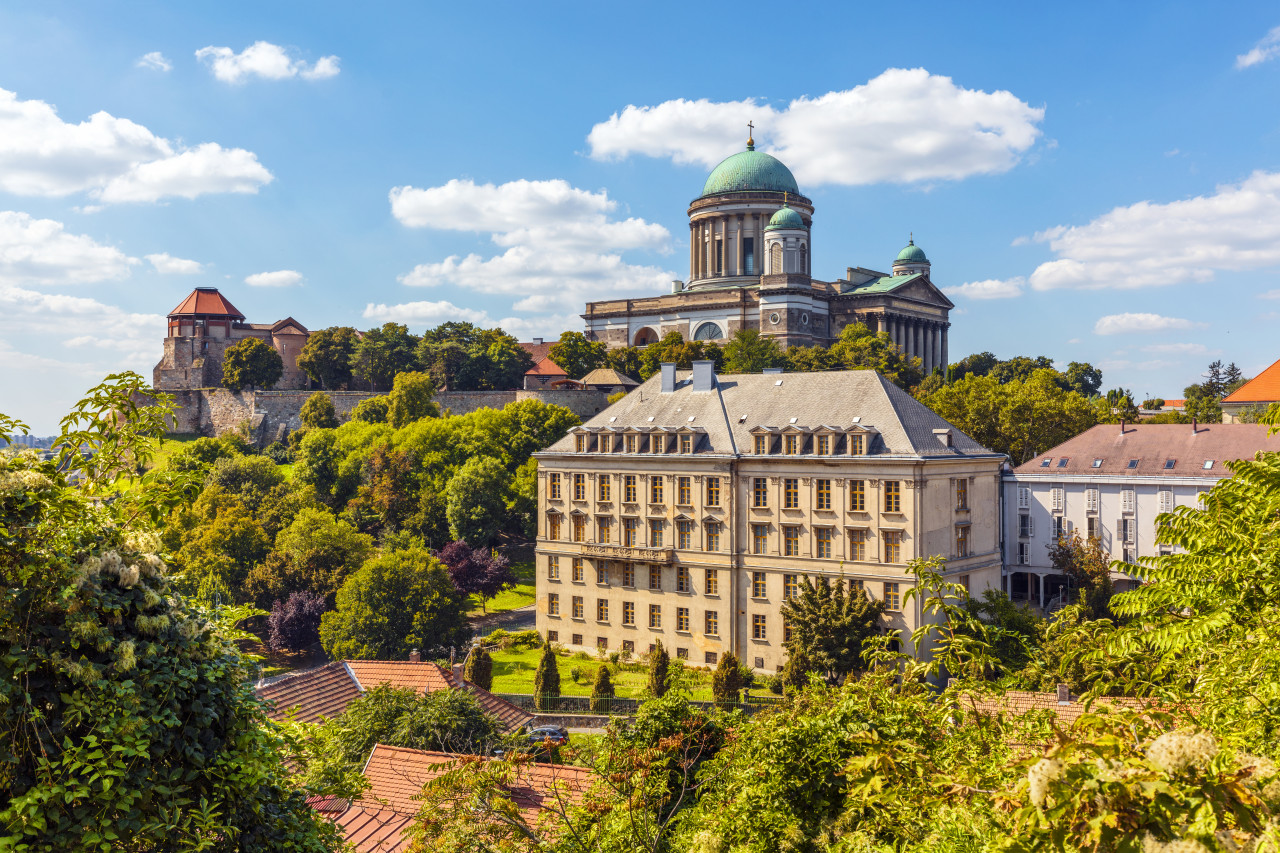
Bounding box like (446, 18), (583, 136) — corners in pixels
(546, 369), (999, 459)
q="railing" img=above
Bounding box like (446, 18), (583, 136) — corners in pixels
(493, 692), (788, 716)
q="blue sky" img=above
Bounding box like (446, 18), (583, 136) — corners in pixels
(2, 1), (1280, 432)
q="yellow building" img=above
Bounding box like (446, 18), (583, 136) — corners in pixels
(534, 363), (1004, 672)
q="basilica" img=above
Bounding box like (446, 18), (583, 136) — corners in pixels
(582, 132), (954, 374)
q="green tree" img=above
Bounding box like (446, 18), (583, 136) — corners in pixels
(533, 639), (561, 711)
(780, 645), (814, 692)
(949, 350), (999, 380)
(712, 650), (745, 707)
(828, 322), (923, 390)
(387, 371), (440, 428)
(1047, 531), (1113, 619)
(319, 546), (468, 661)
(350, 394), (390, 423)
(248, 507), (374, 605)
(780, 576), (886, 683)
(221, 336), (284, 391)
(444, 456), (510, 546)
(300, 391), (339, 429)
(205, 453), (286, 513)
(469, 334), (535, 390)
(722, 328), (785, 373)
(590, 665), (615, 713)
(177, 505), (271, 592)
(648, 640), (671, 698)
(605, 345), (643, 381)
(989, 354), (1055, 385)
(297, 325), (359, 389)
(1064, 360), (1104, 397)
(549, 331), (609, 380)
(163, 434), (245, 474)
(352, 322), (420, 390)
(1184, 382), (1224, 423)
(784, 344), (836, 373)
(464, 646), (494, 691)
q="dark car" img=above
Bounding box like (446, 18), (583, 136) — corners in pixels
(526, 725), (569, 746)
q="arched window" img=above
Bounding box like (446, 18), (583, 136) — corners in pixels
(799, 244), (807, 275)
(770, 243), (783, 274)
(693, 322), (723, 341)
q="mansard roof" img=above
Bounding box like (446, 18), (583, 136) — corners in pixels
(167, 287), (246, 320)
(1011, 422), (1280, 478)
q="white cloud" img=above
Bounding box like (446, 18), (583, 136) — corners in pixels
(1140, 342), (1215, 355)
(0, 86), (272, 202)
(586, 68), (1045, 187)
(1028, 171), (1280, 290)
(245, 269), (303, 287)
(943, 277), (1024, 299)
(1236, 26), (1280, 69)
(1260, 289), (1280, 299)
(136, 52), (172, 72)
(1098, 358), (1177, 372)
(145, 253), (203, 274)
(0, 211), (137, 285)
(1094, 313), (1205, 336)
(363, 300), (493, 325)
(196, 41), (340, 83)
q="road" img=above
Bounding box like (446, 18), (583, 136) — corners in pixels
(469, 603), (535, 638)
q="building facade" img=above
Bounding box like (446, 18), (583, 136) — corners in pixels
(582, 132), (954, 372)
(1001, 422), (1280, 609)
(1221, 356), (1280, 422)
(534, 364), (1004, 672)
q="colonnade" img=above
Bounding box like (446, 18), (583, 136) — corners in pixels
(873, 313), (950, 375)
(689, 213), (764, 281)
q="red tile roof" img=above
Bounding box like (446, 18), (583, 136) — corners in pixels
(167, 287), (246, 320)
(525, 357), (568, 377)
(519, 340), (555, 362)
(256, 661), (361, 724)
(1013, 422), (1280, 478)
(1223, 356), (1280, 403)
(330, 805), (414, 853)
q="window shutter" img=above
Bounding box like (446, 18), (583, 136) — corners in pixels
(1018, 487), (1030, 509)
(1051, 487), (1064, 512)
(1159, 490), (1173, 512)
(1085, 489), (1098, 512)
(1028, 515), (1034, 537)
(1121, 489), (1135, 513)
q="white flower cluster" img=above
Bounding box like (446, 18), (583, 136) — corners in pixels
(1028, 757), (1065, 808)
(76, 548), (166, 590)
(1142, 835), (1210, 853)
(1146, 730), (1218, 776)
(0, 467), (53, 497)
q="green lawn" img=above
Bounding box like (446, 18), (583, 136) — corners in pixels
(468, 559), (535, 615)
(489, 646), (714, 700)
(145, 433), (203, 471)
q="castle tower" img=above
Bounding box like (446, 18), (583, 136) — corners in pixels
(154, 288), (247, 390)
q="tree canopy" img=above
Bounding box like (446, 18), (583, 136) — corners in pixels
(297, 326), (359, 389)
(222, 336), (284, 391)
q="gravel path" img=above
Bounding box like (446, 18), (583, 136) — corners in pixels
(469, 603), (536, 638)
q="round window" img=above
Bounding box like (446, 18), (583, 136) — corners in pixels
(769, 312), (781, 325)
(800, 312), (810, 325)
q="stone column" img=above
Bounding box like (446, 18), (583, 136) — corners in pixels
(941, 324), (950, 373)
(737, 214), (745, 275)
(689, 222), (697, 282)
(924, 323), (934, 373)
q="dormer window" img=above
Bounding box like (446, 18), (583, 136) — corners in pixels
(849, 434), (864, 456)
(784, 435), (799, 455)
(651, 435), (664, 454)
(754, 435), (768, 455)
(599, 435), (611, 453)
(625, 435), (636, 453)
(817, 435), (830, 455)
(575, 434), (586, 453)
(679, 434), (693, 454)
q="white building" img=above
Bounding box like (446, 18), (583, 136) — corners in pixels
(1001, 421), (1280, 610)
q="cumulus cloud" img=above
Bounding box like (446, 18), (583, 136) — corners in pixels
(943, 277), (1024, 299)
(244, 269), (303, 287)
(1094, 313), (1205, 336)
(363, 300), (492, 325)
(1237, 26), (1280, 69)
(0, 86), (272, 202)
(136, 52), (172, 72)
(145, 253), (203, 274)
(196, 41), (340, 83)
(586, 68), (1044, 187)
(1028, 171), (1280, 290)
(0, 211), (137, 285)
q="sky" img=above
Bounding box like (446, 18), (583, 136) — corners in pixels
(2, 2), (1280, 433)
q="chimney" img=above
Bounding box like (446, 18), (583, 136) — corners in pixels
(933, 428), (953, 448)
(409, 648), (421, 663)
(691, 360), (715, 392)
(671, 280), (684, 293)
(452, 663), (465, 680)
(532, 337), (543, 346)
(1056, 683), (1071, 705)
(1119, 418), (1126, 434)
(1192, 418), (1198, 433)
(762, 367), (784, 375)
(660, 362), (677, 393)
(847, 267), (855, 280)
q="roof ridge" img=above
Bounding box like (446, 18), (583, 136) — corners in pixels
(342, 661), (362, 692)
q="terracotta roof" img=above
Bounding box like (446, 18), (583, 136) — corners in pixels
(963, 690), (1155, 728)
(580, 368), (639, 388)
(256, 661), (361, 724)
(330, 805), (413, 853)
(1161, 398), (1185, 408)
(167, 287), (246, 320)
(519, 340), (555, 362)
(1012, 422), (1280, 478)
(1223, 356), (1280, 403)
(525, 357), (568, 377)
(271, 316), (309, 334)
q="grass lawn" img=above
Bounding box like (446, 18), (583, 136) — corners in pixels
(468, 559), (535, 615)
(489, 646), (714, 700)
(145, 433), (203, 471)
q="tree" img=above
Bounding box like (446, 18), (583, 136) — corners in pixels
(533, 639), (561, 711)
(436, 540), (516, 613)
(605, 345), (643, 381)
(780, 576), (886, 682)
(712, 651), (745, 707)
(949, 351), (999, 380)
(784, 344), (836, 373)
(464, 646), (493, 690)
(989, 355), (1055, 385)
(297, 325), (358, 389)
(221, 336), (284, 391)
(1184, 383), (1223, 423)
(549, 331), (609, 380)
(352, 322), (419, 390)
(387, 371), (440, 428)
(590, 665), (615, 713)
(723, 328), (785, 373)
(828, 322), (923, 390)
(456, 330), (535, 391)
(1064, 361), (1103, 397)
(444, 456), (510, 546)
(268, 590), (327, 652)
(780, 645), (814, 692)
(1223, 361), (1246, 393)
(350, 394), (390, 423)
(300, 391), (339, 429)
(648, 640), (671, 698)
(1048, 531), (1113, 619)
(319, 546), (469, 661)
(205, 453), (286, 513)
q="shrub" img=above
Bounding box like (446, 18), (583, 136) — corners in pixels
(712, 651), (746, 708)
(268, 591), (327, 652)
(570, 666), (584, 684)
(648, 640), (671, 698)
(464, 646), (493, 691)
(263, 441), (292, 464)
(533, 640), (561, 711)
(350, 395), (390, 424)
(590, 665), (615, 713)
(300, 392), (339, 430)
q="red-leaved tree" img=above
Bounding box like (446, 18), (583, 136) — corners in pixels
(437, 540), (515, 613)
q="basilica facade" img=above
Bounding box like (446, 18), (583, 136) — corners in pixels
(582, 134), (954, 374)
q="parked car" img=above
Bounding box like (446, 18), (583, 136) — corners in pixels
(526, 724), (569, 746)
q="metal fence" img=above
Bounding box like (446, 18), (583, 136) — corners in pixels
(494, 692), (787, 716)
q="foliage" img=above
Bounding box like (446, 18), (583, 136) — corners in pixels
(534, 640), (561, 710)
(989, 354), (1056, 385)
(1047, 531), (1114, 618)
(1064, 360), (1104, 396)
(780, 576), (886, 682)
(300, 391), (339, 429)
(828, 322), (923, 389)
(352, 322), (419, 391)
(638, 331), (725, 379)
(387, 371), (440, 428)
(711, 651), (745, 707)
(549, 331), (609, 379)
(350, 394), (390, 423)
(963, 589), (1043, 675)
(268, 590), (327, 652)
(445, 456), (511, 546)
(437, 540), (516, 612)
(221, 336), (285, 391)
(164, 434), (246, 474)
(263, 440), (293, 463)
(297, 325), (359, 390)
(722, 328), (785, 373)
(465, 646), (494, 690)
(648, 640), (670, 698)
(417, 322), (534, 391)
(205, 453), (285, 513)
(590, 665), (616, 713)
(319, 546), (469, 661)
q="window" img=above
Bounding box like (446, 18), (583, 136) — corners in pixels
(597, 637), (608, 650)
(1164, 459), (1176, 470)
(1017, 487), (1030, 509)
(783, 620), (792, 643)
(849, 480), (866, 511)
(648, 565), (661, 590)
(783, 526), (800, 556)
(676, 565), (691, 593)
(625, 434), (636, 454)
(1051, 487), (1064, 512)
(884, 531), (902, 563)
(623, 518), (638, 547)
(958, 574), (970, 592)
(598, 476), (611, 502)
(1040, 458), (1052, 468)
(1127, 459), (1139, 469)
(596, 517), (611, 544)
(680, 434), (693, 454)
(816, 479), (832, 510)
(848, 529), (868, 561)
(1120, 518), (1134, 543)
(705, 522), (721, 552)
(784, 478), (799, 509)
(955, 525), (970, 558)
(705, 611), (719, 635)
(849, 433), (864, 455)
(744, 236), (755, 273)
(575, 435), (586, 453)
(1086, 488), (1099, 512)
(572, 515), (586, 542)
(752, 524), (768, 555)
(598, 435), (611, 453)
(754, 434), (768, 455)
(648, 604), (661, 628)
(753, 478), (769, 508)
(649, 520), (664, 548)
(1057, 458), (1069, 468)
(677, 521), (694, 550)
(785, 434), (799, 455)
(1092, 459), (1103, 468)
(597, 599), (609, 621)
(1018, 542), (1029, 564)
(1018, 514), (1033, 538)
(548, 514), (561, 540)
(622, 563), (635, 587)
(548, 593), (560, 615)
(705, 569), (719, 595)
(815, 527), (833, 558)
(596, 564), (608, 584)
(1052, 516), (1065, 541)
(548, 630), (559, 642)
(572, 633), (583, 645)
(783, 574), (799, 599)
(1087, 517), (1099, 540)
(883, 582), (900, 611)
(572, 558), (584, 582)
(955, 479), (968, 510)
(676, 647), (688, 660)
(1121, 489), (1135, 513)
(884, 481), (901, 513)
(676, 607), (690, 632)
(549, 473), (561, 500)
(705, 651), (718, 665)
(1124, 547), (1136, 564)
(623, 639), (635, 653)
(572, 596), (584, 619)
(650, 477), (664, 503)
(752, 571), (767, 598)
(624, 475), (637, 503)
(548, 556), (560, 580)
(651, 435), (664, 454)
(1203, 460), (1214, 470)
(705, 477), (721, 506)
(752, 613), (767, 640)
(573, 474), (586, 501)
(1159, 489), (1174, 512)
(677, 476), (692, 505)
(817, 434), (831, 455)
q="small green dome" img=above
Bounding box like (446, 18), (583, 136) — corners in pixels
(701, 147), (800, 197)
(895, 239), (928, 263)
(765, 205), (805, 231)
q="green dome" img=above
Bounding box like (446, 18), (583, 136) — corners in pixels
(895, 240), (928, 263)
(765, 205), (805, 231)
(701, 147), (800, 197)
